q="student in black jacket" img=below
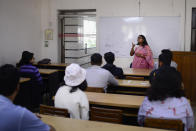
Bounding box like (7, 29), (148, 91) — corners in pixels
(102, 52), (124, 79)
(149, 52), (173, 84)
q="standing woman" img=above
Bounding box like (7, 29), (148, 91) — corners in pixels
(130, 35), (154, 69)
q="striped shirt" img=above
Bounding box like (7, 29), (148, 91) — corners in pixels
(20, 64), (43, 85)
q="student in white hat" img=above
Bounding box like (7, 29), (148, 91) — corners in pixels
(54, 63), (89, 120)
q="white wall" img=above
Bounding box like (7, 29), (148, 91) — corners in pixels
(0, 0), (42, 65)
(40, 0), (194, 68)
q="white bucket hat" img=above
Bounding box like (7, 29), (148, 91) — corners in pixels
(64, 63), (86, 86)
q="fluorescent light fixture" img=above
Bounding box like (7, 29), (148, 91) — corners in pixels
(123, 17), (143, 23)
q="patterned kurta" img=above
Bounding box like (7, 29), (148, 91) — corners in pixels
(132, 45), (154, 69)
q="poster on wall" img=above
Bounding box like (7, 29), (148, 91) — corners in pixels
(45, 29), (53, 40)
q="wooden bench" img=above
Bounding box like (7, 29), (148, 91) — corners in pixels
(145, 118), (184, 131)
(40, 104), (69, 118)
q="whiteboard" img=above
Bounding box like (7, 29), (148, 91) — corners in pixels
(99, 17), (181, 58)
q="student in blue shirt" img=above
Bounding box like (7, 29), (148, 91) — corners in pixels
(0, 64), (55, 131)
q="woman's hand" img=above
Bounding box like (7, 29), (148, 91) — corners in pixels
(130, 42), (135, 56)
(132, 42), (136, 48)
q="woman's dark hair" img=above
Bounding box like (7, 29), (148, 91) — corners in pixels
(69, 80), (88, 93)
(17, 51), (34, 67)
(0, 64), (20, 96)
(104, 52), (115, 64)
(147, 66), (185, 101)
(137, 35), (148, 47)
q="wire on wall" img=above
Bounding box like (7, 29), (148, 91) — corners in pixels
(138, 0), (141, 17)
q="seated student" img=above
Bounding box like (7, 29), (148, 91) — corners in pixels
(138, 67), (194, 131)
(17, 51), (30, 67)
(150, 52), (171, 83)
(102, 52), (124, 79)
(18, 51), (43, 86)
(0, 64), (55, 131)
(86, 53), (118, 90)
(154, 49), (177, 69)
(16, 51), (43, 111)
(162, 49), (177, 68)
(55, 63), (89, 120)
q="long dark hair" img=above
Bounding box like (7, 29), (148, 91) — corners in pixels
(148, 66), (185, 101)
(17, 51), (34, 67)
(137, 35), (148, 47)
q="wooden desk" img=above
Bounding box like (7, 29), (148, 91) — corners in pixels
(42, 63), (67, 67)
(34, 63), (67, 69)
(118, 79), (150, 88)
(36, 64), (66, 83)
(39, 69), (59, 105)
(40, 114), (168, 131)
(123, 68), (152, 77)
(86, 92), (145, 108)
(53, 92), (144, 108)
(39, 69), (59, 75)
(53, 92), (144, 124)
(19, 78), (30, 84)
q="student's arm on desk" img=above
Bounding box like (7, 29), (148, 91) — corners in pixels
(119, 68), (125, 79)
(108, 72), (118, 86)
(49, 125), (56, 131)
(33, 67), (43, 85)
(21, 108), (55, 131)
(36, 114), (56, 131)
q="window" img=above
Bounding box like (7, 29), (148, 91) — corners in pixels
(191, 8), (196, 51)
(83, 18), (96, 48)
(58, 10), (97, 67)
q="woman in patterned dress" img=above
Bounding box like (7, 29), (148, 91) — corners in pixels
(138, 66), (194, 131)
(130, 35), (154, 69)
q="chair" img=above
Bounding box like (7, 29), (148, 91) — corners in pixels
(125, 76), (145, 80)
(14, 81), (42, 112)
(144, 118), (184, 131)
(40, 104), (69, 117)
(90, 107), (123, 124)
(86, 87), (104, 93)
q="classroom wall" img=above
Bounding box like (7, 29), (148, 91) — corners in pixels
(0, 0), (42, 65)
(40, 0), (195, 68)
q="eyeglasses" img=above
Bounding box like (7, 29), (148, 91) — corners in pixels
(138, 37), (143, 40)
